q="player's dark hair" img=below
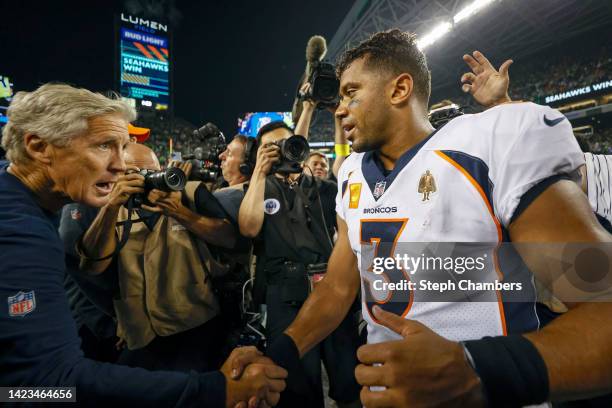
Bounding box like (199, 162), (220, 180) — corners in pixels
(256, 121), (293, 146)
(336, 29), (431, 106)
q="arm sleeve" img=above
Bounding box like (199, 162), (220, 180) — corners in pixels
(213, 188), (245, 225)
(58, 204), (98, 257)
(53, 361), (226, 407)
(491, 104), (585, 227)
(194, 183), (231, 219)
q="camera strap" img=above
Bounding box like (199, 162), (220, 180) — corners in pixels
(76, 196), (141, 262)
(291, 178), (334, 254)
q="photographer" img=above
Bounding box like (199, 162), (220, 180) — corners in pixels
(238, 121), (360, 408)
(214, 134), (252, 220)
(78, 142), (235, 372)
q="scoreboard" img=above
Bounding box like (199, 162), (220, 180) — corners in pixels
(238, 112), (294, 137)
(0, 75), (13, 126)
(118, 13), (170, 110)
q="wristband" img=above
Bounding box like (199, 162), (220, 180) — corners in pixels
(335, 144), (350, 157)
(463, 335), (549, 407)
(267, 334), (320, 405)
(265, 333), (301, 374)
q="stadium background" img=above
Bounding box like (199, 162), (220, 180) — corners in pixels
(1, 0), (611, 163)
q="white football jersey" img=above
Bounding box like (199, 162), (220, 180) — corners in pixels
(584, 152), (612, 226)
(336, 102), (584, 345)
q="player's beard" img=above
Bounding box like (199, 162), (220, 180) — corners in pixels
(351, 123), (387, 153)
(352, 135), (384, 153)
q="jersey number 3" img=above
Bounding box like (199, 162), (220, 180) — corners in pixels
(360, 219), (413, 322)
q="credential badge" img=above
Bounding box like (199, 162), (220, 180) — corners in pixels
(263, 198), (281, 215)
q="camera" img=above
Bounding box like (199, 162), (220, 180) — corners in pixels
(183, 122), (226, 183)
(184, 147), (222, 183)
(271, 135), (310, 174)
(129, 168), (187, 208)
(301, 61), (339, 108)
(429, 104), (464, 129)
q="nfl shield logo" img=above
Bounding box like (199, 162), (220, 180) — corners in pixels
(373, 180), (387, 199)
(8, 290), (36, 317)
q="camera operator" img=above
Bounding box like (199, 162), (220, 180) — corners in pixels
(77, 142), (236, 372)
(238, 121), (361, 408)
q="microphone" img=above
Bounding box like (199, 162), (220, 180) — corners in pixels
(293, 35), (328, 121)
(305, 35), (327, 80)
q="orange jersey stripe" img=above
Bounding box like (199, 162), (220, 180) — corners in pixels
(434, 150), (502, 241)
(435, 150), (507, 335)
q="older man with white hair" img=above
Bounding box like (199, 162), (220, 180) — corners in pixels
(0, 83), (286, 407)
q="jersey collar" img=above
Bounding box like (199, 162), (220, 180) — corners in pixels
(362, 129), (438, 201)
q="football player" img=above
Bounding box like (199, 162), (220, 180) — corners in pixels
(265, 29), (612, 407)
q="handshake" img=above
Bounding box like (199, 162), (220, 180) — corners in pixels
(221, 346), (287, 408)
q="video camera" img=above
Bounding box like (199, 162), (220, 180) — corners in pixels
(270, 135), (310, 174)
(129, 167), (187, 208)
(183, 122), (226, 183)
(429, 104), (465, 129)
(300, 61), (339, 109)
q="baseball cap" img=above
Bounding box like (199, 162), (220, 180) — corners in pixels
(128, 124), (151, 143)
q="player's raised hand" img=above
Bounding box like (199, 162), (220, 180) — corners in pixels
(355, 306), (485, 407)
(461, 50), (512, 108)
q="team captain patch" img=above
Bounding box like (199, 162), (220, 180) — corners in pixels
(349, 183), (362, 209)
(8, 290), (36, 317)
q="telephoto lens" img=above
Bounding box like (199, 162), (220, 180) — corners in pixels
(271, 135), (310, 174)
(143, 167), (187, 192)
(278, 135), (310, 162)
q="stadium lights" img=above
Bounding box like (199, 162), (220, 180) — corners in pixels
(453, 0), (495, 24)
(417, 0), (498, 50)
(416, 22), (452, 50)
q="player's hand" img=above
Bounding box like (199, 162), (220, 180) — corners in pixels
(253, 144), (280, 176)
(106, 166), (145, 209)
(355, 306), (485, 408)
(221, 347), (287, 408)
(461, 50), (512, 108)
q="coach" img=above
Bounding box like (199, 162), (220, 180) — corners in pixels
(0, 83), (286, 407)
